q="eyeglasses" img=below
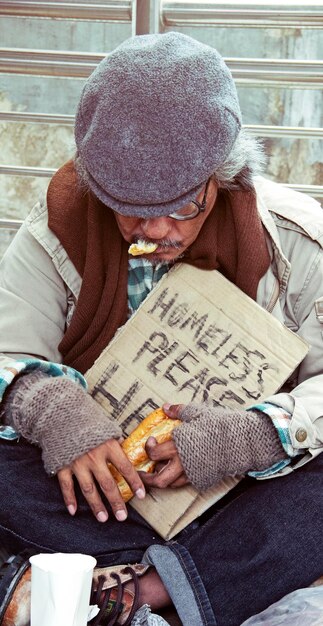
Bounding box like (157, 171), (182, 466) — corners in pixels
(168, 179), (210, 221)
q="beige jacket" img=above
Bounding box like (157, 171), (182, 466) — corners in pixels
(0, 176), (323, 476)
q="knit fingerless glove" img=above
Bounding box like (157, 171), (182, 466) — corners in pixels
(2, 372), (122, 474)
(172, 404), (287, 491)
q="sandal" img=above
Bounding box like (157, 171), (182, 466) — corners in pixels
(89, 564), (144, 626)
(0, 550), (34, 626)
(0, 553), (149, 626)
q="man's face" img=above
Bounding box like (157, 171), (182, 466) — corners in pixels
(114, 179), (218, 263)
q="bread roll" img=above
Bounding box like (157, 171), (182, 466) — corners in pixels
(109, 407), (181, 501)
(128, 240), (158, 256)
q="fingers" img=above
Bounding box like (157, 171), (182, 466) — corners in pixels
(105, 439), (146, 501)
(145, 436), (177, 461)
(169, 474), (190, 488)
(140, 457), (184, 488)
(57, 467), (77, 516)
(71, 459), (111, 522)
(141, 437), (186, 488)
(162, 403), (185, 419)
(59, 439), (146, 523)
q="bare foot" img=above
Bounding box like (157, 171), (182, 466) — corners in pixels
(137, 569), (172, 610)
(110, 569), (172, 624)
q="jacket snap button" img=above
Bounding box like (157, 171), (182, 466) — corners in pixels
(295, 428), (307, 443)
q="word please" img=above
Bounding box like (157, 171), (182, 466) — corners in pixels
(133, 330), (276, 401)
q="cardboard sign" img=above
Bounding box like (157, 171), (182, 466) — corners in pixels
(86, 265), (308, 539)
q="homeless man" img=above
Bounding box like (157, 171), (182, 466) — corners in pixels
(0, 32), (323, 626)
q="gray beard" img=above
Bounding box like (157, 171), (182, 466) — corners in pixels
(148, 252), (184, 267)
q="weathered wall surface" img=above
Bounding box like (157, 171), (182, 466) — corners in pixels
(0, 17), (131, 255)
(0, 13), (322, 257)
(169, 25), (322, 187)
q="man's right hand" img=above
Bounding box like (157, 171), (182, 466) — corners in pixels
(2, 372), (146, 521)
(57, 438), (146, 522)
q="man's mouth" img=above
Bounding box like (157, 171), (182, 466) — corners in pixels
(129, 239), (182, 256)
(128, 240), (158, 256)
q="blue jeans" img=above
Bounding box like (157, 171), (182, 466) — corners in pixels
(1, 438), (323, 626)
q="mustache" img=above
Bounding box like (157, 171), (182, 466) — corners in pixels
(132, 237), (182, 250)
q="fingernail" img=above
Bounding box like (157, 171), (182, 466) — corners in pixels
(163, 403), (171, 411)
(116, 510), (127, 521)
(135, 488), (146, 499)
(67, 504), (76, 516)
(97, 511), (108, 522)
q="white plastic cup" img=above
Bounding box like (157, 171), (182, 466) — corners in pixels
(29, 553), (97, 626)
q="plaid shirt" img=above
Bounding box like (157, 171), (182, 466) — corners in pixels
(247, 403), (302, 477)
(128, 258), (169, 315)
(0, 258), (301, 476)
(0, 359), (86, 440)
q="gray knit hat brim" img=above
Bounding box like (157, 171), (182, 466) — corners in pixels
(75, 32), (242, 218)
(84, 169), (206, 217)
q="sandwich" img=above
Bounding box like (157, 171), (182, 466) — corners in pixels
(109, 407), (181, 501)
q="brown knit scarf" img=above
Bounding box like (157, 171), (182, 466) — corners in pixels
(47, 160), (270, 374)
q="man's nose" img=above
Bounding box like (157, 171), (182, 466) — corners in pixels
(141, 216), (171, 240)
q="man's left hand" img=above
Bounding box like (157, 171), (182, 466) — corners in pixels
(140, 437), (190, 489)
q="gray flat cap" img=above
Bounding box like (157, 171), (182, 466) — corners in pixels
(75, 32), (242, 218)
